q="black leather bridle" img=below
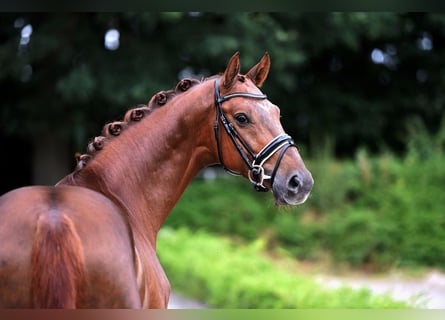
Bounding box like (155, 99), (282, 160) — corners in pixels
(213, 78), (298, 192)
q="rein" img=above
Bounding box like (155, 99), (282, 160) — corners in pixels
(213, 78), (298, 192)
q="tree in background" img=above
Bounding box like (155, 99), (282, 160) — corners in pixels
(0, 13), (444, 190)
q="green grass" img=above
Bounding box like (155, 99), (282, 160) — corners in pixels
(157, 228), (408, 308)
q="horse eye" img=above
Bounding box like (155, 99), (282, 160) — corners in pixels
(234, 113), (250, 125)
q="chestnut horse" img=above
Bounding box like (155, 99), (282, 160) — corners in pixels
(0, 52), (313, 308)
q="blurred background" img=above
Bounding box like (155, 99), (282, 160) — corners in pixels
(1, 12), (444, 307)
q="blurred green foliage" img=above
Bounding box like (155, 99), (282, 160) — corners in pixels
(2, 13), (445, 155)
(165, 116), (445, 270)
(157, 228), (408, 308)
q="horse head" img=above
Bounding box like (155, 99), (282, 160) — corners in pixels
(214, 52), (313, 205)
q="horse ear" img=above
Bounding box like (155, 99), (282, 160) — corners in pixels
(246, 52), (270, 87)
(222, 51), (241, 90)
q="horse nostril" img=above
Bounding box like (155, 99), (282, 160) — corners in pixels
(288, 175), (300, 192)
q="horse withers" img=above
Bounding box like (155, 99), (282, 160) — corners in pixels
(0, 52), (313, 308)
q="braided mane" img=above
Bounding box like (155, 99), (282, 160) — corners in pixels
(73, 78), (201, 171)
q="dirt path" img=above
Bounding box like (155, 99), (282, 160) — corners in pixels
(316, 270), (445, 308)
(168, 292), (207, 309)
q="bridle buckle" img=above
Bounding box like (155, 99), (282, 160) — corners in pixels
(248, 165), (270, 192)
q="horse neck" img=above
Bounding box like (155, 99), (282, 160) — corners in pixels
(65, 82), (217, 248)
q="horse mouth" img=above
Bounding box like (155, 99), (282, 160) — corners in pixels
(273, 191), (311, 206)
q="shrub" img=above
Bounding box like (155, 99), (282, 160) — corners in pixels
(165, 176), (275, 240)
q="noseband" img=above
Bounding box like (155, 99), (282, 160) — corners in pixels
(213, 78), (298, 192)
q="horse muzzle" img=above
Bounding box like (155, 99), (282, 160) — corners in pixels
(272, 168), (314, 205)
